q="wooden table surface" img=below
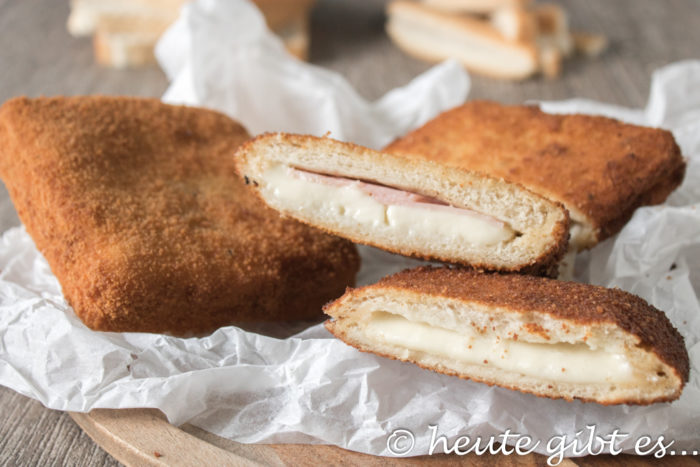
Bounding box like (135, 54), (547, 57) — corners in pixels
(0, 0), (698, 465)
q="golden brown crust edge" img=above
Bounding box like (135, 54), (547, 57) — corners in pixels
(324, 266), (689, 401)
(598, 157), (686, 242)
(384, 100), (686, 248)
(234, 132), (570, 278)
(0, 96), (360, 335)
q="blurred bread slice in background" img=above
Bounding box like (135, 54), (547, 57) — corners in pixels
(280, 21), (311, 61)
(68, 0), (315, 68)
(490, 5), (536, 42)
(572, 31), (609, 57)
(386, 1), (538, 80)
(93, 14), (173, 68)
(421, 0), (532, 14)
(256, 0), (313, 31)
(533, 3), (573, 57)
(67, 0), (183, 37)
(538, 43), (562, 78)
(254, 0), (314, 60)
(386, 0), (608, 80)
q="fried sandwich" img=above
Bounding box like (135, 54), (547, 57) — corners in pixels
(235, 133), (570, 277)
(385, 100), (686, 250)
(0, 96), (359, 335)
(325, 267), (689, 405)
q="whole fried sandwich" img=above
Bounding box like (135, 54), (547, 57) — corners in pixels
(325, 266), (689, 405)
(0, 96), (359, 335)
(385, 100), (686, 250)
(235, 133), (570, 277)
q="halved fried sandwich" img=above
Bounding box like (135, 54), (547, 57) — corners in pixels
(235, 133), (569, 276)
(325, 266), (689, 405)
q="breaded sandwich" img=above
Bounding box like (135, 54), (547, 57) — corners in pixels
(385, 101), (686, 250)
(325, 267), (689, 405)
(0, 96), (359, 335)
(235, 133), (569, 277)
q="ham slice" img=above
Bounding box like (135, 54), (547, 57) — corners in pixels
(290, 167), (509, 229)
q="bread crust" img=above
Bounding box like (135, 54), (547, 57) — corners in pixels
(0, 96), (359, 335)
(385, 100), (686, 248)
(325, 266), (689, 398)
(235, 133), (570, 277)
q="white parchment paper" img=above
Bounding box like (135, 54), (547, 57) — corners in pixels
(155, 0), (470, 149)
(1, 0), (699, 457)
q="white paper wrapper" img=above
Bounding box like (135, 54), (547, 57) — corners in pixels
(0, 0), (698, 457)
(155, 0), (470, 149)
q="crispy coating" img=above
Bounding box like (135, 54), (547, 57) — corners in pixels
(385, 100), (686, 247)
(326, 266), (689, 390)
(0, 96), (359, 335)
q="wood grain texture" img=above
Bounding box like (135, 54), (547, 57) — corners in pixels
(68, 410), (700, 467)
(72, 409), (566, 466)
(1, 0), (699, 465)
(69, 411), (253, 466)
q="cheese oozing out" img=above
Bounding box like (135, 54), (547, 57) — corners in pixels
(260, 165), (516, 246)
(364, 311), (635, 384)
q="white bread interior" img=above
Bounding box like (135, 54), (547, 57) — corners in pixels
(386, 1), (538, 80)
(421, 0), (531, 14)
(490, 6), (536, 42)
(237, 134), (568, 272)
(325, 287), (684, 404)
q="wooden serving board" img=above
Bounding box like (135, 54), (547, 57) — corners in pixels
(69, 409), (698, 466)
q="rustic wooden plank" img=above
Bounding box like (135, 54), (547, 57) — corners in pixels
(70, 410), (259, 467)
(70, 409), (700, 466)
(0, 387), (116, 466)
(75, 409), (571, 467)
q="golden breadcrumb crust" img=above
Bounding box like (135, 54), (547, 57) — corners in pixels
(385, 100), (686, 247)
(325, 266), (689, 397)
(235, 133), (570, 277)
(0, 96), (359, 335)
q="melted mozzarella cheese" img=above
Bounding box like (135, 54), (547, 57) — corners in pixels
(261, 165), (515, 246)
(365, 311), (633, 384)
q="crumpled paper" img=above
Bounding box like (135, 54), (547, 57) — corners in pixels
(0, 0), (699, 457)
(155, 0), (470, 149)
